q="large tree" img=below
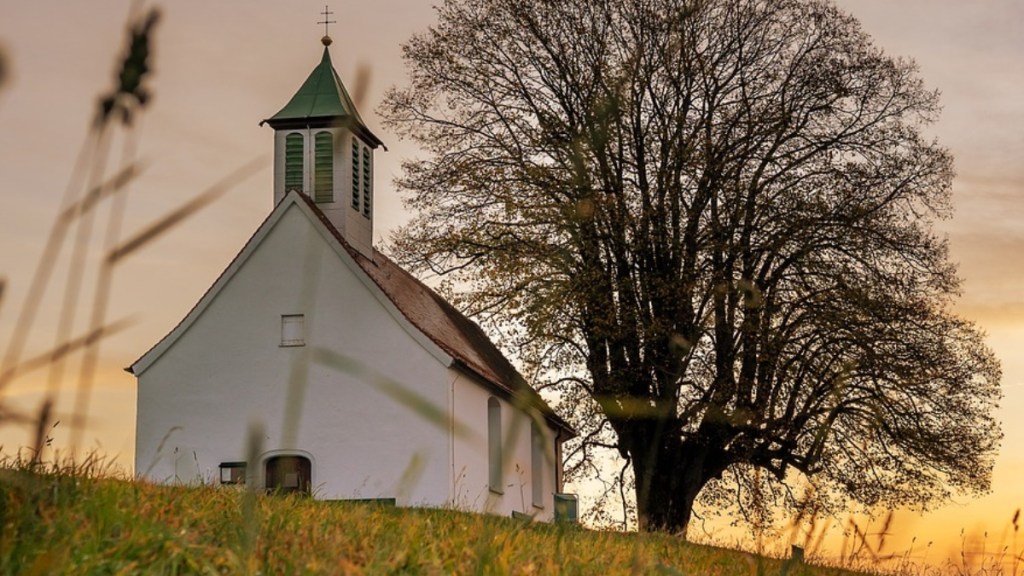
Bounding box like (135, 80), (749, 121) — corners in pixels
(381, 0), (1001, 534)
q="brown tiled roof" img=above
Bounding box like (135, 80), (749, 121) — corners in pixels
(297, 193), (574, 436)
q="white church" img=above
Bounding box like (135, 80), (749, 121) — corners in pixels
(129, 36), (576, 521)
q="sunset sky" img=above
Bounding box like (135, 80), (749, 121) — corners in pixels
(1, 0), (1021, 564)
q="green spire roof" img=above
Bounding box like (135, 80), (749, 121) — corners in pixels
(262, 46), (383, 148)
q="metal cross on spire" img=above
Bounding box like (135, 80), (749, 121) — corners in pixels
(318, 5), (336, 37)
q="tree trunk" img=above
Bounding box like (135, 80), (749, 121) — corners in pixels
(635, 465), (695, 535)
(632, 434), (720, 537)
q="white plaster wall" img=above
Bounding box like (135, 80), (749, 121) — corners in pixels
(136, 203), (451, 506)
(450, 368), (559, 521)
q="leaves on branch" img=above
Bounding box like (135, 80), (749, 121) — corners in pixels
(382, 0), (1001, 533)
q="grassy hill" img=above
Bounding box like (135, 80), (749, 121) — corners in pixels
(1, 461), (864, 575)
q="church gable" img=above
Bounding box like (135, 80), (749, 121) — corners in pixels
(129, 192), (452, 378)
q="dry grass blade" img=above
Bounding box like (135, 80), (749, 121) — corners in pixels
(68, 138), (146, 451)
(46, 132), (115, 423)
(0, 143), (128, 379)
(876, 511), (894, 556)
(0, 43), (7, 91)
(29, 399), (54, 465)
(0, 462), (857, 575)
(849, 519), (879, 563)
(0, 318), (133, 387)
(106, 157), (266, 265)
(58, 161), (147, 224)
(311, 347), (474, 439)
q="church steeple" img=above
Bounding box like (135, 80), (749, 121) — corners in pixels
(261, 36), (383, 258)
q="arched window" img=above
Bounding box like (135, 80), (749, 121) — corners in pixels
(265, 455), (311, 495)
(531, 421), (544, 508)
(488, 397), (503, 494)
(284, 133), (304, 193)
(314, 131), (333, 203)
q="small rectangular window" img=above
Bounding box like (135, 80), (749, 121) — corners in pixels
(219, 462), (246, 485)
(281, 314), (305, 347)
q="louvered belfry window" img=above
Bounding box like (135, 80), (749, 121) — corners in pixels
(361, 146), (371, 217)
(314, 131), (333, 203)
(284, 133), (304, 193)
(351, 139), (361, 210)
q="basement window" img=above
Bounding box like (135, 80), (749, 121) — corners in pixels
(281, 314), (305, 347)
(219, 462), (246, 485)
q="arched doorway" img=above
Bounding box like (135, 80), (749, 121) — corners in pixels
(264, 455), (312, 494)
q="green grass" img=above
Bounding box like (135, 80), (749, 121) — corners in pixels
(0, 459), (864, 575)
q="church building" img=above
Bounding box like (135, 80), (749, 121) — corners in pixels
(129, 35), (576, 521)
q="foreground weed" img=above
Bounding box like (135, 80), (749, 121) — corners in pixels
(0, 458), (863, 575)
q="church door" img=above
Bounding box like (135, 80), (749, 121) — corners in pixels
(264, 455), (311, 494)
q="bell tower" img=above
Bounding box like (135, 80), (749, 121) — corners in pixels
(261, 33), (384, 258)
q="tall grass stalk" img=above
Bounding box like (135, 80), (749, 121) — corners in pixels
(0, 3), (260, 463)
(0, 456), (863, 575)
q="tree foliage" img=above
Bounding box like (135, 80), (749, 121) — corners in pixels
(382, 0), (1002, 533)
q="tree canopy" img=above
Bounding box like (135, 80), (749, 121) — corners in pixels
(381, 0), (1002, 534)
